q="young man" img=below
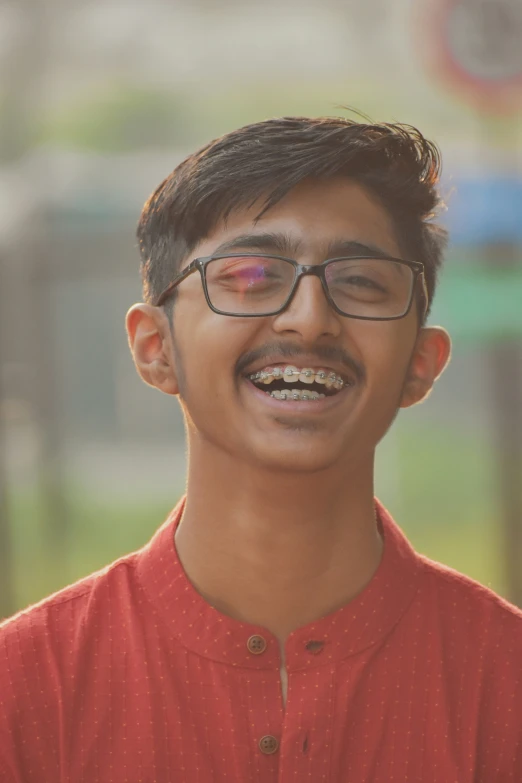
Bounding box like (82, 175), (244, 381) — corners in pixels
(1, 116), (521, 782)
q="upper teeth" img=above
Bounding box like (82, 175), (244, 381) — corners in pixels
(249, 366), (345, 391)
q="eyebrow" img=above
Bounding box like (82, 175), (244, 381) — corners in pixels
(208, 232), (395, 261)
(210, 232), (303, 257)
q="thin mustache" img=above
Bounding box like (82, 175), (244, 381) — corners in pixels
(236, 342), (365, 382)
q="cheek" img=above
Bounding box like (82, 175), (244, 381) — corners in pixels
(173, 298), (263, 398)
(358, 324), (415, 399)
(352, 330), (413, 445)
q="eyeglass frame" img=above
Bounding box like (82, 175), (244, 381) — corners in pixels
(154, 253), (428, 322)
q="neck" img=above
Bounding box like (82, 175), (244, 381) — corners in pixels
(175, 443), (383, 643)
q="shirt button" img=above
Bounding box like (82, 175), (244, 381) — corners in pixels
(247, 634), (267, 654)
(258, 735), (279, 755)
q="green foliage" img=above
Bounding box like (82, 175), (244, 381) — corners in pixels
(40, 87), (197, 152)
(8, 487), (178, 613)
(4, 76), (521, 157)
(39, 80), (387, 153)
(389, 423), (505, 595)
(31, 79), (459, 154)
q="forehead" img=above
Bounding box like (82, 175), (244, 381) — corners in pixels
(191, 178), (403, 261)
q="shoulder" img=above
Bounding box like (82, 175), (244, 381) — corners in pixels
(417, 558), (522, 771)
(419, 553), (522, 623)
(0, 550), (143, 776)
(0, 509), (180, 679)
(417, 554), (522, 663)
(0, 550), (141, 671)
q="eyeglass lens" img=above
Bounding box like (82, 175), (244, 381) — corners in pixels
(204, 255), (414, 318)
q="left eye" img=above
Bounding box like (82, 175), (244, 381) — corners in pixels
(338, 275), (385, 291)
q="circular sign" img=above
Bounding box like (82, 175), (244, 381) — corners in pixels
(420, 0), (522, 114)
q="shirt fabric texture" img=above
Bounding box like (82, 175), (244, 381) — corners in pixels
(1, 497), (521, 782)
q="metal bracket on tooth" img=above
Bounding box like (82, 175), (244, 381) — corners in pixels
(251, 368), (344, 388)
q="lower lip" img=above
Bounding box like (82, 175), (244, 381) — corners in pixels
(244, 378), (354, 413)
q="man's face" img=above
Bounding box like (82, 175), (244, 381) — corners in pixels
(134, 178), (447, 474)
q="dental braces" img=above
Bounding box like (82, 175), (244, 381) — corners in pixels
(248, 367), (345, 389)
(268, 389), (326, 401)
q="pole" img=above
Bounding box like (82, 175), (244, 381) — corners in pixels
(480, 117), (522, 608)
(0, 261), (15, 619)
(24, 0), (70, 563)
(490, 338), (522, 606)
(1, 0), (69, 589)
(485, 243), (522, 607)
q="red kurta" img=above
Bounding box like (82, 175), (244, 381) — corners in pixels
(1, 498), (521, 782)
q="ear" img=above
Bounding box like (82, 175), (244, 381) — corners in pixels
(399, 326), (452, 409)
(126, 304), (179, 396)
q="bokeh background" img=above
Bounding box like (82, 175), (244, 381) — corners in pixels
(1, 0), (522, 619)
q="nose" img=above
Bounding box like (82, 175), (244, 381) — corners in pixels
(271, 273), (342, 341)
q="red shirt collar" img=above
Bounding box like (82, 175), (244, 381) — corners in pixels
(136, 497), (422, 670)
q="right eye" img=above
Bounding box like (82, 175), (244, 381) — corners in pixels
(210, 257), (286, 289)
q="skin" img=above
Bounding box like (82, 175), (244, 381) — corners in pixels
(127, 177), (451, 704)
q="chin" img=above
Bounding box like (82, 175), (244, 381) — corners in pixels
(251, 441), (344, 474)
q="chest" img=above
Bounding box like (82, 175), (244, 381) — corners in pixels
(58, 652), (488, 783)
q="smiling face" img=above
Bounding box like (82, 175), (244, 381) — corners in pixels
(127, 177), (451, 475)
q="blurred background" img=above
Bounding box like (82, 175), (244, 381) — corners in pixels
(1, 0), (521, 619)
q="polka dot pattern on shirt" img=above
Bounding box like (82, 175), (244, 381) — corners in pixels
(0, 497), (521, 782)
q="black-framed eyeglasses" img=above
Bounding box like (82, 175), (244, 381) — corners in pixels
(154, 253), (428, 321)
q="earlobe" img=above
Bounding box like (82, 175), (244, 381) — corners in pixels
(400, 326), (452, 409)
(126, 304), (179, 396)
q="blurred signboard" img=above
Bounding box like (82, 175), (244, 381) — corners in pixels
(422, 0), (522, 113)
(432, 263), (522, 340)
(436, 174), (522, 340)
(442, 177), (522, 245)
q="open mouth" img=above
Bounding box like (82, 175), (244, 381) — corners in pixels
(247, 365), (351, 402)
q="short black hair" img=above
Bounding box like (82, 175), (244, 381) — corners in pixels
(137, 115), (447, 321)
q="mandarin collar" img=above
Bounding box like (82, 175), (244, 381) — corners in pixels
(137, 497), (422, 670)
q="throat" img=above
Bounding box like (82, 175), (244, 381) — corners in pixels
(177, 477), (383, 651)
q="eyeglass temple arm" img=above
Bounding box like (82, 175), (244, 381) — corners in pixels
(417, 270), (429, 319)
(155, 261), (197, 307)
